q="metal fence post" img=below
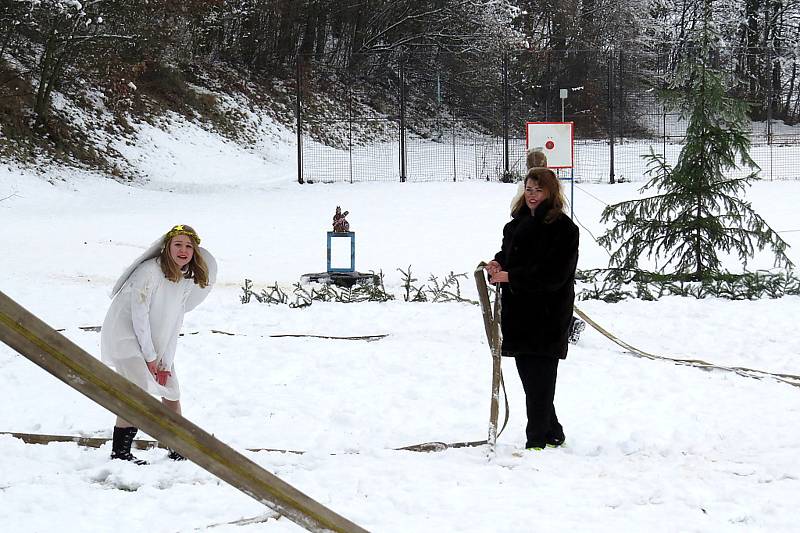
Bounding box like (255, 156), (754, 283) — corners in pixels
(502, 52), (510, 181)
(296, 59), (304, 184)
(661, 51), (667, 164)
(608, 51), (616, 184)
(452, 111), (457, 182)
(399, 58), (407, 183)
(767, 45), (774, 181)
(348, 84), (353, 184)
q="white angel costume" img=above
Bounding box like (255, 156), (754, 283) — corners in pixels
(101, 238), (217, 400)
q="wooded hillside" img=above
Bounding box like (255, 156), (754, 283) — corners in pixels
(2, 1), (800, 174)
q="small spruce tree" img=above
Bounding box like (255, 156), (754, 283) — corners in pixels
(598, 0), (792, 282)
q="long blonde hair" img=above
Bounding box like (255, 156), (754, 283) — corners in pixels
(511, 168), (567, 223)
(158, 225), (209, 287)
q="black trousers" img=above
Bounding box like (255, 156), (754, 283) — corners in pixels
(514, 355), (562, 448)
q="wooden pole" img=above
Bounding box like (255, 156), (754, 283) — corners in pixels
(474, 263), (495, 345)
(473, 264), (502, 456)
(0, 290), (369, 533)
(487, 290), (502, 450)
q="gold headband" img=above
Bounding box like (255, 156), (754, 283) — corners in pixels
(165, 224), (201, 245)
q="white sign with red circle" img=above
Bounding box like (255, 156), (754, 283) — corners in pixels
(525, 122), (574, 168)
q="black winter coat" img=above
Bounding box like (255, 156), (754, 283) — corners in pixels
(493, 202), (579, 359)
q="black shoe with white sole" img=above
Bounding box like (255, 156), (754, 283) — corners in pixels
(110, 426), (148, 465)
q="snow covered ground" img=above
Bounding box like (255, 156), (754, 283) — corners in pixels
(1, 111), (799, 533)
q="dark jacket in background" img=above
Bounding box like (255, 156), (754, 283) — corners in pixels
(493, 201), (579, 359)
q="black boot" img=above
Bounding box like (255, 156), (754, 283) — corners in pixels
(568, 316), (586, 345)
(545, 430), (566, 448)
(167, 448), (187, 461)
(110, 426), (148, 465)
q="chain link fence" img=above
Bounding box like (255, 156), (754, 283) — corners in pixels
(296, 49), (800, 184)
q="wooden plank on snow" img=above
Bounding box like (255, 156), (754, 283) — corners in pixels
(0, 290), (368, 533)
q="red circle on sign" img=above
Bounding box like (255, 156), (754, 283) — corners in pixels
(545, 140), (555, 150)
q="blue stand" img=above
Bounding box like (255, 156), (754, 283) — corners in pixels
(327, 231), (355, 273)
(304, 231), (375, 287)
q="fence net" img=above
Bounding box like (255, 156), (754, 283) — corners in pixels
(297, 49), (800, 184)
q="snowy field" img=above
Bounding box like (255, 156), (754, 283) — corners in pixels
(1, 112), (800, 533)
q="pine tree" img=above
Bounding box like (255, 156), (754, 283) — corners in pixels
(598, 0), (792, 282)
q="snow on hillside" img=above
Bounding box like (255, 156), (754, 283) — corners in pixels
(1, 108), (799, 532)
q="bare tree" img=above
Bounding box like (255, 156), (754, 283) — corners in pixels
(16, 1), (110, 123)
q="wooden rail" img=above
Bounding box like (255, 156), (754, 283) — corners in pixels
(0, 290), (368, 533)
(0, 430), (490, 455)
(474, 263), (504, 455)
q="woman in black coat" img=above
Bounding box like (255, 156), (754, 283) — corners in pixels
(486, 167), (579, 450)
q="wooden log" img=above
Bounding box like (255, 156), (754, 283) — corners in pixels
(0, 290), (369, 533)
(473, 262), (496, 347)
(268, 333), (388, 341)
(474, 263), (502, 455)
(0, 431), (162, 450)
(0, 431), (487, 455)
(77, 326), (388, 342)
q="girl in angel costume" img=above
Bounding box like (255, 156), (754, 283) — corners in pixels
(101, 224), (216, 464)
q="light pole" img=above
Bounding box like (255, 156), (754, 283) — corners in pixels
(559, 88), (574, 218)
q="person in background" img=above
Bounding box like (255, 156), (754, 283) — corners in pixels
(486, 167), (579, 450)
(101, 224), (216, 464)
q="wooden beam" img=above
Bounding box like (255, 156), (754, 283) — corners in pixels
(0, 431), (156, 449)
(1, 431), (488, 455)
(474, 263), (502, 455)
(0, 290), (369, 533)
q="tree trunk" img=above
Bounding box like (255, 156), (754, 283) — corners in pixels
(0, 21), (13, 61)
(33, 29), (59, 123)
(314, 7), (328, 62)
(783, 61), (796, 122)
